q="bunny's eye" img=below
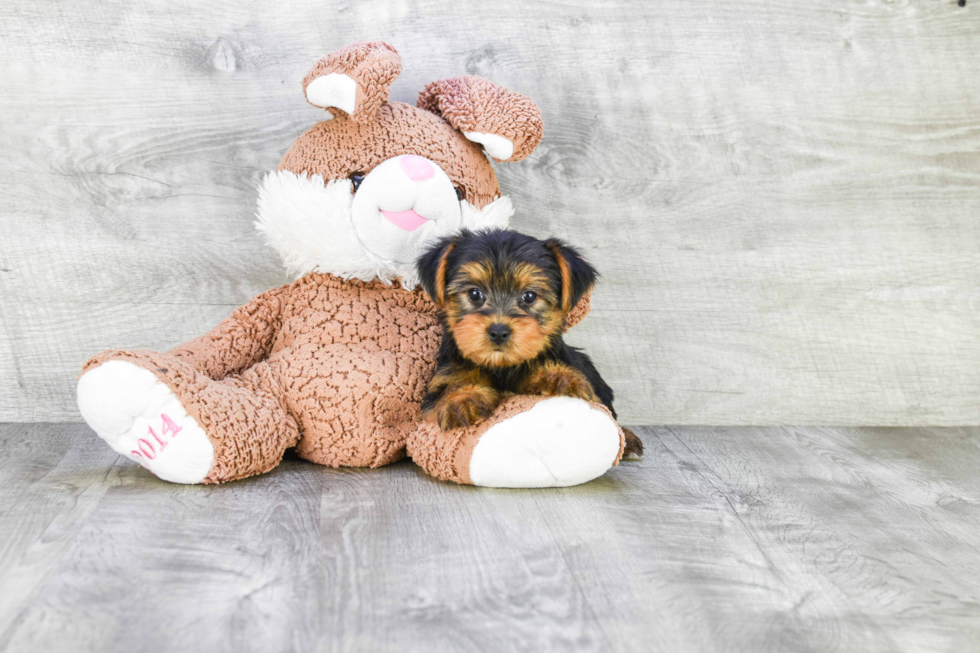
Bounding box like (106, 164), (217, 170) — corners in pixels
(455, 187), (465, 202)
(349, 173), (365, 193)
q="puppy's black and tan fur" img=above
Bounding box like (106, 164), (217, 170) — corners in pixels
(417, 228), (642, 457)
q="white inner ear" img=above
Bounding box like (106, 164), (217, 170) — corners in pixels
(306, 73), (357, 115)
(463, 131), (514, 161)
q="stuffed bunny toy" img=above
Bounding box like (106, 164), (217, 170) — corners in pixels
(77, 42), (625, 488)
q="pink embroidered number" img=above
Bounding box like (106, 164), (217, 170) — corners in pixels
(131, 414), (183, 462)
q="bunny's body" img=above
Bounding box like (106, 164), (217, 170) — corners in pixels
(77, 42), (624, 487)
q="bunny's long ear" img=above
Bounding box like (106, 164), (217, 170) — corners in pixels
(303, 42), (402, 123)
(418, 76), (544, 162)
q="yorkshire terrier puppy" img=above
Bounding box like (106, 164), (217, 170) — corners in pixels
(416, 228), (643, 457)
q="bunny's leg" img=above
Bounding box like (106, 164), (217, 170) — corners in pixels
(78, 351), (297, 484)
(407, 396), (624, 488)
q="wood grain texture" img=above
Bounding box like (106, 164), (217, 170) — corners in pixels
(1, 0), (979, 424)
(2, 422), (979, 652)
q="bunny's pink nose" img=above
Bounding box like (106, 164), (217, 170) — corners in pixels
(399, 155), (435, 181)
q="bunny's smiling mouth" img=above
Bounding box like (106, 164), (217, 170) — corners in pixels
(380, 208), (430, 232)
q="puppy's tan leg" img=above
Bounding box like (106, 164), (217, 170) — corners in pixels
(519, 361), (599, 402)
(430, 384), (501, 431)
(424, 368), (501, 431)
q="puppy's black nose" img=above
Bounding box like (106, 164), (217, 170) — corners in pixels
(487, 323), (511, 345)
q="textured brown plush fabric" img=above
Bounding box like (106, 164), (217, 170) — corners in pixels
(564, 290), (591, 331)
(82, 275), (599, 484)
(278, 103), (502, 210)
(302, 41), (402, 124)
(418, 76), (545, 162)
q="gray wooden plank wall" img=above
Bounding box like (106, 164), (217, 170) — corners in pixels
(1, 0), (978, 424)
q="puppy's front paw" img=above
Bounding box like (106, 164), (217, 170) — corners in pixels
(523, 362), (598, 402)
(430, 385), (500, 431)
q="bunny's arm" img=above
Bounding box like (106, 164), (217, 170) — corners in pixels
(167, 285), (288, 380)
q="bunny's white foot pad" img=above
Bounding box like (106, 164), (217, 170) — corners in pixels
(77, 361), (214, 484)
(469, 397), (621, 488)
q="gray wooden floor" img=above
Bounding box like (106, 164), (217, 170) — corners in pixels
(1, 423), (978, 653)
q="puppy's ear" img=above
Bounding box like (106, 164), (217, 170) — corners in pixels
(544, 239), (598, 315)
(417, 235), (461, 307)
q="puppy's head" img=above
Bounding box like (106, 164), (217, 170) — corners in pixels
(418, 229), (597, 367)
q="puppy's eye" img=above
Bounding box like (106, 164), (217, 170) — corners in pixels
(467, 288), (484, 305)
(455, 187), (465, 202)
(349, 172), (365, 193)
(521, 290), (538, 306)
